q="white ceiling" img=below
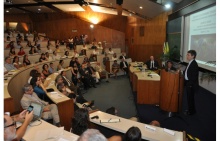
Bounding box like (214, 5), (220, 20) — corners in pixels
(4, 0), (183, 19)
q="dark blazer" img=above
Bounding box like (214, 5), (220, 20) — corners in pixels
(183, 60), (199, 86)
(120, 61), (128, 69)
(146, 60), (159, 70)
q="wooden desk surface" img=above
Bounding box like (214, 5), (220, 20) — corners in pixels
(90, 111), (183, 141)
(135, 71), (160, 81)
(23, 120), (78, 141)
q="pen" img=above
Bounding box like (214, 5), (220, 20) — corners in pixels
(108, 118), (111, 122)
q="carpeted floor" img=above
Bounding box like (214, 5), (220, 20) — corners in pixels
(84, 76), (216, 141)
(83, 76), (137, 119)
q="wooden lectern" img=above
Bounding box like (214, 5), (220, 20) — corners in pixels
(159, 69), (184, 112)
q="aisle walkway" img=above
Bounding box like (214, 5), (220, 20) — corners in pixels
(83, 76), (137, 119)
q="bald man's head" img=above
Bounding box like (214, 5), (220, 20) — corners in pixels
(150, 56), (154, 61)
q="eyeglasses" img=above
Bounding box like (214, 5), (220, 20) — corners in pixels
(4, 121), (16, 129)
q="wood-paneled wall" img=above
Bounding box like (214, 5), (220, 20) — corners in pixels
(126, 12), (170, 63)
(33, 17), (125, 51)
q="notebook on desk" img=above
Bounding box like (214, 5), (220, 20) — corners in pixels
(30, 102), (43, 122)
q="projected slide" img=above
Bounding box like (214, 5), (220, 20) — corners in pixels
(182, 5), (216, 71)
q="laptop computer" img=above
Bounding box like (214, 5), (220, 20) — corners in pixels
(30, 102), (43, 122)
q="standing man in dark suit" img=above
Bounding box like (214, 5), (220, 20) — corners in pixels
(184, 50), (199, 115)
(146, 56), (159, 70)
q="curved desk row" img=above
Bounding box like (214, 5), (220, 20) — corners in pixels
(90, 111), (186, 141)
(4, 58), (74, 130)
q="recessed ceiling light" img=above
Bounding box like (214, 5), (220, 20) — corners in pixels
(165, 3), (171, 9)
(129, 13), (132, 16)
(6, 10), (9, 13)
(38, 9), (41, 11)
(139, 6), (143, 9)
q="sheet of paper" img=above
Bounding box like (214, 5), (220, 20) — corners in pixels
(50, 94), (64, 99)
(46, 77), (51, 80)
(33, 127), (64, 141)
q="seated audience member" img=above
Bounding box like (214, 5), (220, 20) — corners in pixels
(52, 51), (61, 60)
(72, 94), (94, 112)
(149, 120), (160, 127)
(36, 45), (41, 54)
(64, 51), (70, 58)
(123, 126), (141, 141)
(4, 56), (17, 71)
(71, 108), (91, 135)
(108, 136), (122, 141)
(108, 48), (114, 55)
(42, 64), (51, 77)
(45, 52), (53, 61)
(112, 60), (119, 78)
(26, 40), (33, 48)
(13, 56), (22, 69)
(4, 110), (33, 141)
(81, 44), (87, 55)
(69, 57), (76, 67)
(146, 56), (159, 70)
(89, 54), (97, 62)
(48, 62), (55, 74)
(68, 36), (74, 50)
(120, 58), (129, 75)
(83, 56), (90, 64)
(39, 53), (47, 62)
(106, 107), (118, 115)
(23, 55), (31, 66)
(27, 69), (39, 84)
(21, 84), (61, 127)
(59, 71), (81, 95)
(17, 47), (26, 56)
(29, 46), (37, 54)
(74, 57), (81, 68)
(46, 45), (53, 53)
(79, 64), (96, 89)
(71, 63), (79, 85)
(77, 129), (107, 141)
(119, 52), (127, 60)
(55, 39), (60, 46)
(57, 60), (65, 71)
(112, 53), (118, 61)
(6, 41), (14, 49)
(93, 48), (99, 55)
(103, 53), (110, 67)
(55, 45), (61, 53)
(57, 83), (75, 98)
(165, 60), (177, 72)
(9, 47), (16, 57)
(97, 42), (103, 49)
(72, 49), (79, 58)
(30, 76), (49, 101)
(95, 62), (109, 83)
(15, 41), (22, 49)
(87, 62), (100, 84)
(91, 42), (97, 49)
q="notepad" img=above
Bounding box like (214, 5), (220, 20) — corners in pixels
(50, 94), (64, 99)
(100, 119), (120, 123)
(145, 125), (156, 131)
(163, 128), (175, 136)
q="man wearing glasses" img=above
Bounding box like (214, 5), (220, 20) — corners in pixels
(4, 110), (33, 141)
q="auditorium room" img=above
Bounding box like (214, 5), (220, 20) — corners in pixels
(3, 0), (217, 141)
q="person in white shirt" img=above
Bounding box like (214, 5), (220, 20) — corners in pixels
(81, 44), (87, 55)
(108, 48), (114, 55)
(97, 42), (103, 49)
(52, 51), (61, 60)
(72, 49), (79, 57)
(45, 52), (53, 61)
(92, 48), (99, 55)
(112, 53), (118, 61)
(46, 45), (53, 53)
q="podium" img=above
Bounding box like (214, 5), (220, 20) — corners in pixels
(159, 69), (184, 113)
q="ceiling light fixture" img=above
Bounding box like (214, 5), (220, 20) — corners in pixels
(139, 6), (143, 9)
(165, 3), (171, 9)
(38, 9), (41, 11)
(6, 10), (9, 13)
(90, 24), (94, 28)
